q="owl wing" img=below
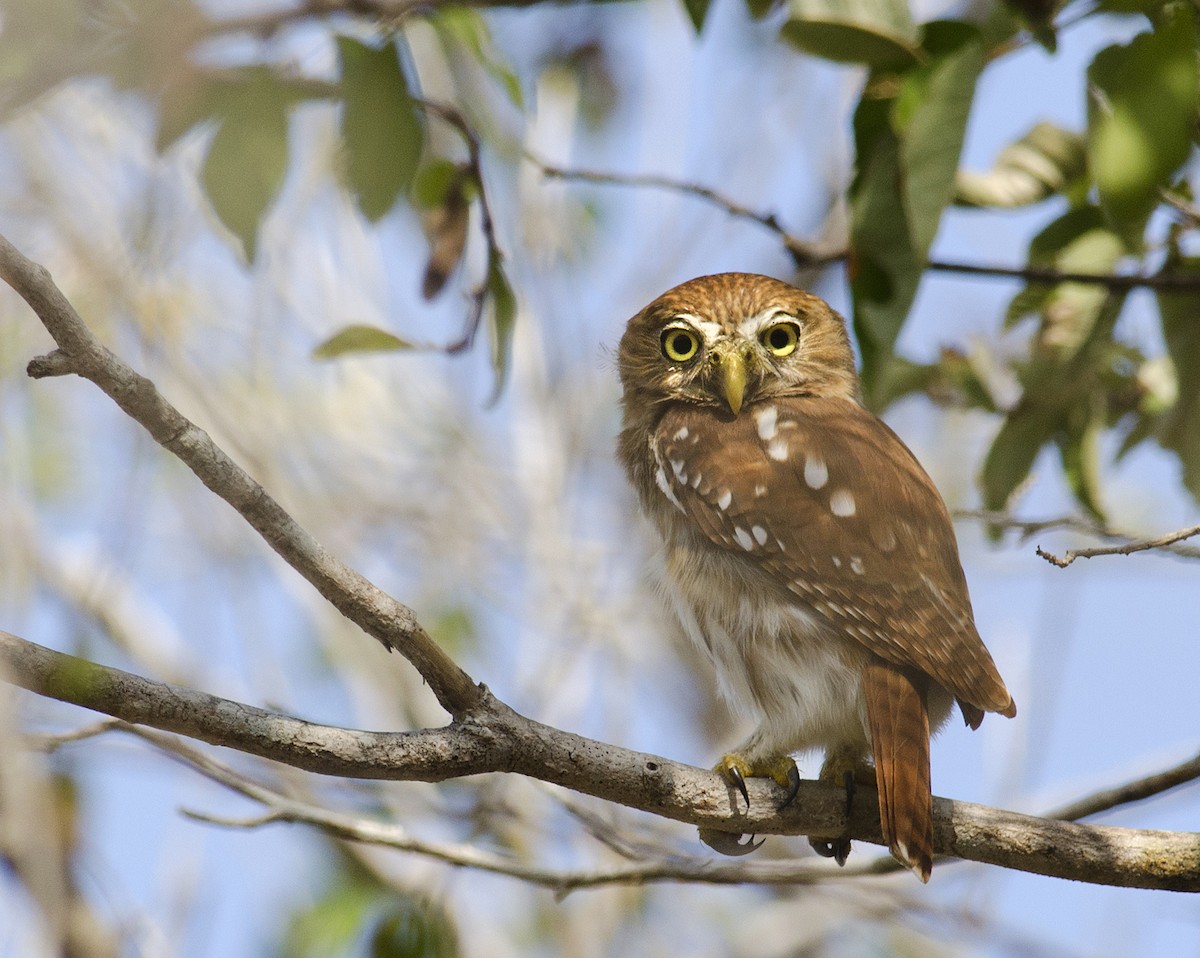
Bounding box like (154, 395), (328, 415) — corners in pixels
(653, 396), (1015, 719)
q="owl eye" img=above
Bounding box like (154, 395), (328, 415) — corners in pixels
(661, 327), (700, 362)
(760, 321), (800, 357)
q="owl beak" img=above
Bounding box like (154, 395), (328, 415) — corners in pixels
(719, 350), (749, 416)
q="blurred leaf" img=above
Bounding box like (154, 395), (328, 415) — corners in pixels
(412, 160), (468, 210)
(485, 260), (517, 402)
(782, 0), (922, 68)
(337, 35), (425, 222)
(279, 879), (379, 958)
(745, 0), (780, 18)
(895, 21), (984, 259)
(956, 122), (1087, 207)
(421, 182), (470, 299)
(1000, 0), (1060, 50)
(200, 73), (291, 261)
(314, 325), (414, 359)
(430, 8), (524, 108)
(369, 898), (458, 958)
(1056, 395), (1106, 519)
(849, 97), (920, 406)
(426, 608), (477, 657)
(981, 403), (1058, 512)
(682, 0), (713, 31)
(1155, 258), (1200, 501)
(1088, 5), (1199, 243)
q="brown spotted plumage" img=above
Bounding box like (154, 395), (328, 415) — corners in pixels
(618, 272), (1015, 881)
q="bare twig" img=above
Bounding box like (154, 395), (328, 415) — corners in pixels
(954, 510), (1200, 562)
(1036, 523), (1200, 568)
(0, 232), (481, 716)
(536, 161), (1200, 291)
(5, 630), (1199, 892)
(1048, 751), (1200, 823)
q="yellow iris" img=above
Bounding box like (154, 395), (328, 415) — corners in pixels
(661, 328), (700, 362)
(760, 321), (799, 357)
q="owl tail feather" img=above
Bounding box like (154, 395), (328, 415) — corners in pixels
(863, 660), (934, 883)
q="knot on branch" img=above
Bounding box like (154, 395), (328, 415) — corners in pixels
(26, 349), (74, 379)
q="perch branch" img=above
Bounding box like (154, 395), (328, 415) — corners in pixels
(954, 510), (1200, 562)
(4, 630), (1198, 892)
(1036, 523), (1200, 568)
(0, 232), (480, 716)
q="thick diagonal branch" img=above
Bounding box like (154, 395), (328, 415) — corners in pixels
(4, 631), (1199, 892)
(0, 233), (480, 716)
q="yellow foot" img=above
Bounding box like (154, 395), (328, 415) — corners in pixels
(714, 753), (802, 811)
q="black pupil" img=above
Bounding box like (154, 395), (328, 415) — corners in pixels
(671, 333), (692, 355)
(769, 327), (791, 349)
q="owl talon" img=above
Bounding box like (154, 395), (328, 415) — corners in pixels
(809, 836), (852, 866)
(728, 765), (750, 810)
(781, 762), (802, 809)
(700, 828), (765, 857)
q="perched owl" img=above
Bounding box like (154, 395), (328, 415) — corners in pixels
(617, 272), (1015, 881)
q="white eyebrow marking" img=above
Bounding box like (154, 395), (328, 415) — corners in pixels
(830, 489), (856, 517)
(754, 405), (778, 441)
(673, 426), (689, 441)
(804, 454), (828, 489)
(733, 527), (755, 551)
(767, 438), (789, 462)
(751, 525), (768, 546)
(655, 465), (686, 513)
(716, 488), (732, 510)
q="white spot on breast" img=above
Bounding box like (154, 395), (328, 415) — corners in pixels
(673, 426), (689, 441)
(754, 405), (778, 441)
(655, 465), (686, 514)
(717, 488), (732, 510)
(804, 454), (828, 490)
(768, 438), (789, 462)
(751, 525), (768, 546)
(754, 484), (768, 498)
(850, 556), (865, 575)
(733, 527), (755, 551)
(830, 489), (856, 517)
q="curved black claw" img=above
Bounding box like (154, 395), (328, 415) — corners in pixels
(809, 837), (852, 866)
(780, 762), (802, 809)
(700, 828), (766, 857)
(841, 769), (856, 815)
(727, 764), (750, 811)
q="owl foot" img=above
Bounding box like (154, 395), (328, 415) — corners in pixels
(698, 829), (764, 856)
(808, 751), (875, 867)
(714, 753), (800, 811)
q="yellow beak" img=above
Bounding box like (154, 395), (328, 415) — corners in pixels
(719, 350), (748, 417)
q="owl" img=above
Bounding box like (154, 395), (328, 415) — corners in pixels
(617, 272), (1015, 881)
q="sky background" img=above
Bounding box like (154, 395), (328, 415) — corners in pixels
(1, 0), (1198, 955)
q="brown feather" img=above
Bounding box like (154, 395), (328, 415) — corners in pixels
(863, 660), (933, 882)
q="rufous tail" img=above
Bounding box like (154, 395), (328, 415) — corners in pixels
(863, 660), (933, 882)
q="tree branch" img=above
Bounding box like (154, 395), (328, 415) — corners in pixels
(0, 232), (480, 716)
(1036, 523), (1200, 568)
(536, 162), (1200, 290)
(4, 630), (1199, 892)
(1047, 751), (1200, 823)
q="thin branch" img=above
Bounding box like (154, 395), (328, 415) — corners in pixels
(954, 510), (1200, 561)
(1037, 522), (1200, 568)
(1048, 751), (1200, 823)
(4, 630), (1199, 892)
(0, 232), (481, 716)
(536, 161), (1200, 291)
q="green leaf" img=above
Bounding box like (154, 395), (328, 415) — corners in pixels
(981, 404), (1059, 512)
(1155, 258), (1200, 501)
(849, 97), (921, 406)
(895, 21), (985, 259)
(200, 75), (290, 261)
(1088, 5), (1199, 243)
(429, 8), (524, 108)
(781, 0), (922, 69)
(313, 325), (414, 359)
(337, 35), (425, 222)
(682, 0), (713, 32)
(955, 122), (1087, 208)
(1056, 395), (1106, 520)
(412, 160), (467, 210)
(279, 879), (379, 958)
(369, 898), (458, 958)
(485, 259), (517, 403)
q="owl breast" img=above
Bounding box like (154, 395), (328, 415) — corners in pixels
(652, 491), (873, 759)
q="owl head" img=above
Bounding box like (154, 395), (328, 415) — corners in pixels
(618, 273), (860, 421)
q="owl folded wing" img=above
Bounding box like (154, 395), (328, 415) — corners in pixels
(652, 396), (1015, 721)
